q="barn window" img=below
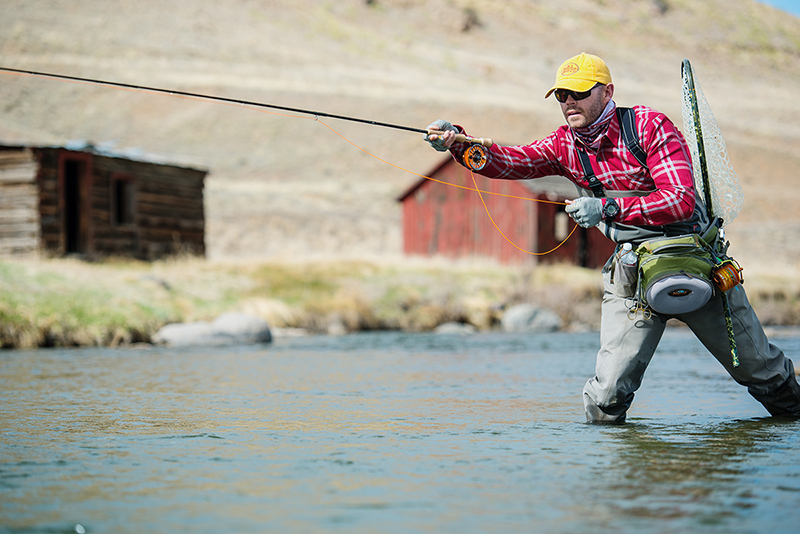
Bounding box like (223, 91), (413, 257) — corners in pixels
(111, 175), (135, 225)
(555, 209), (570, 241)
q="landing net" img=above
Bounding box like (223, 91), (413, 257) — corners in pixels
(681, 60), (744, 227)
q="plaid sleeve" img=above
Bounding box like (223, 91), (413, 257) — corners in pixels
(449, 126), (567, 180)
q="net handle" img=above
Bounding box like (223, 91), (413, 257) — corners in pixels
(682, 59), (715, 218)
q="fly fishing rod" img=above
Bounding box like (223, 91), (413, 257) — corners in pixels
(0, 66), (493, 147)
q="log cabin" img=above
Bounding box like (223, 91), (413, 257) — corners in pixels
(0, 142), (207, 260)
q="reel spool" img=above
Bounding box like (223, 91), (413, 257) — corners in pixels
(463, 144), (488, 171)
(712, 259), (744, 292)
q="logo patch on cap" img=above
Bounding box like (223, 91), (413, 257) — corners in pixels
(561, 62), (580, 76)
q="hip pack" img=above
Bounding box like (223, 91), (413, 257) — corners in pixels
(635, 233), (717, 315)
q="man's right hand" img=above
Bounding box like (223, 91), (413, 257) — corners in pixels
(424, 119), (457, 151)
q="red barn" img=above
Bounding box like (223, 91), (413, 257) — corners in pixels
(397, 156), (615, 267)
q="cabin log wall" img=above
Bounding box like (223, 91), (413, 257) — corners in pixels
(0, 148), (40, 256)
(0, 145), (206, 260)
(90, 155), (206, 259)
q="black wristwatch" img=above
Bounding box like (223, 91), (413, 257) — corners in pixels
(603, 198), (620, 220)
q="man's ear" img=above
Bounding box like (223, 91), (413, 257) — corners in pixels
(604, 83), (615, 103)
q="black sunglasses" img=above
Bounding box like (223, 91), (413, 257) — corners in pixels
(554, 83), (601, 103)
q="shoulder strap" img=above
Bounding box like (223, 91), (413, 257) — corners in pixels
(616, 107), (648, 169)
(576, 149), (605, 198)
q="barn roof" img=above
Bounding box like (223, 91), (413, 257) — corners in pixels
(397, 155), (578, 202)
(0, 139), (208, 173)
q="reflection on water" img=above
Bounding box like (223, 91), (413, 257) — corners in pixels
(1, 330), (799, 533)
(590, 419), (799, 531)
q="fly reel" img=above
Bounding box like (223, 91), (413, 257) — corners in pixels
(463, 144), (489, 171)
(712, 259), (744, 292)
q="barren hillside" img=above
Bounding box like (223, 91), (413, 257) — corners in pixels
(1, 0), (799, 270)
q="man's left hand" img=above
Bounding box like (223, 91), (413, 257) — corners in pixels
(425, 120), (457, 152)
(565, 197), (603, 228)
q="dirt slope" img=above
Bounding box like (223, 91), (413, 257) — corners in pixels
(1, 0), (799, 269)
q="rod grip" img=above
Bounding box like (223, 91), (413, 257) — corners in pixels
(455, 134), (493, 147)
(426, 130), (493, 148)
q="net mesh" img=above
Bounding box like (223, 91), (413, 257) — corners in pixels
(681, 62), (744, 227)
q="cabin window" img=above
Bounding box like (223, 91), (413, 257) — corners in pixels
(62, 157), (89, 254)
(112, 175), (135, 225)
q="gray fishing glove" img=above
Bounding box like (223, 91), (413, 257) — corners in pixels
(424, 119), (457, 152)
(565, 197), (603, 228)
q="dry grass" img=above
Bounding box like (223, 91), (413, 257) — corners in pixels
(2, 252), (798, 349)
(0, 255), (605, 348)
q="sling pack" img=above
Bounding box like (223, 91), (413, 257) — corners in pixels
(635, 232), (717, 315)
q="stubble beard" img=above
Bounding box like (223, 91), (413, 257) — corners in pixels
(564, 95), (607, 129)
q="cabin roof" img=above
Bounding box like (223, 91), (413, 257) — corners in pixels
(0, 139), (208, 173)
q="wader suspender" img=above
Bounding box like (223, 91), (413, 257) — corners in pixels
(577, 107), (647, 198)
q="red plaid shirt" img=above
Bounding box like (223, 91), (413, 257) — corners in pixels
(450, 104), (696, 226)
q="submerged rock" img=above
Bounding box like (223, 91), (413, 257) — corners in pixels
(501, 304), (562, 333)
(151, 312), (272, 347)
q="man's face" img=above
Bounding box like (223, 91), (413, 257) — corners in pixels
(559, 84), (614, 129)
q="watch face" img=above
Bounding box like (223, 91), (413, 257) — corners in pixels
(605, 200), (619, 218)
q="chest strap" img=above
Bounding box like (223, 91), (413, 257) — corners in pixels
(577, 149), (605, 198)
(576, 186), (655, 198)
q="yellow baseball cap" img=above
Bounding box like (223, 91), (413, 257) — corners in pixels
(545, 53), (612, 98)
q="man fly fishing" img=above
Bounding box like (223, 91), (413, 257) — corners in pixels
(425, 52), (800, 422)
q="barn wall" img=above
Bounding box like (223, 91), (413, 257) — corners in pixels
(403, 163), (537, 264)
(536, 200), (579, 264)
(534, 201), (615, 268)
(0, 148), (40, 256)
(586, 228), (616, 268)
(401, 159), (616, 267)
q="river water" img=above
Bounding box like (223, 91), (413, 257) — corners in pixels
(2, 329), (799, 534)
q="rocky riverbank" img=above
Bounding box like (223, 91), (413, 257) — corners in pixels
(0, 255), (598, 349)
(2, 255), (798, 350)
